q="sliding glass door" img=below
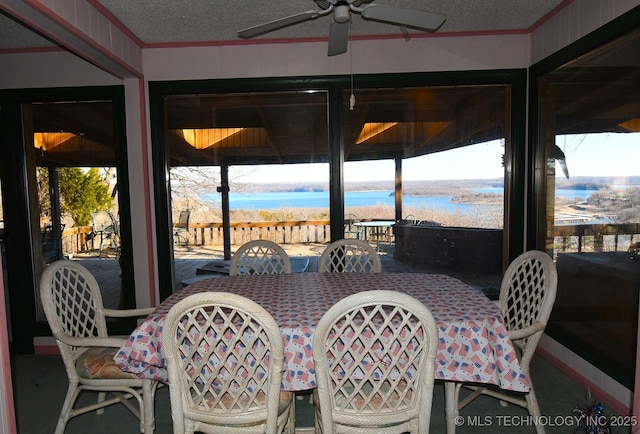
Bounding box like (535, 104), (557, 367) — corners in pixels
(0, 87), (133, 352)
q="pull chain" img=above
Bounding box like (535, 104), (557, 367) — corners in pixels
(349, 20), (356, 110)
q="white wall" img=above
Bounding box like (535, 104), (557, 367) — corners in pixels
(123, 78), (158, 308)
(142, 34), (531, 81)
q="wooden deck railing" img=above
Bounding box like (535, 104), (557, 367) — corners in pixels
(61, 226), (94, 255)
(183, 220), (332, 246)
(59, 221), (640, 256)
(60, 220), (333, 255)
(553, 223), (640, 254)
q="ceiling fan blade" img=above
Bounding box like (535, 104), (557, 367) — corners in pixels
(328, 21), (349, 56)
(361, 4), (446, 32)
(238, 10), (321, 39)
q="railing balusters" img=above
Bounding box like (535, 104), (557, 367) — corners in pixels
(554, 223), (640, 254)
(58, 221), (639, 257)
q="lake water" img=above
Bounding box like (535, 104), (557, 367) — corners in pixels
(200, 187), (606, 212)
(201, 188), (608, 213)
(209, 190), (479, 213)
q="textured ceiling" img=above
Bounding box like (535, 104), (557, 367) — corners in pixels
(0, 0), (565, 50)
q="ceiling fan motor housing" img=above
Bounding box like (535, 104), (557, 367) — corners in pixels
(334, 4), (351, 23)
(315, 0), (371, 8)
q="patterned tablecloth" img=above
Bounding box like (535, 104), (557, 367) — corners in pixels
(115, 272), (529, 392)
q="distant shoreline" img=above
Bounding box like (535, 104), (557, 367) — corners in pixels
(180, 175), (638, 226)
(217, 175), (638, 194)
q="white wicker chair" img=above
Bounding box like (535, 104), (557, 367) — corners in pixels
(39, 260), (159, 434)
(312, 290), (438, 434)
(318, 239), (382, 273)
(229, 240), (292, 276)
(444, 250), (558, 434)
(162, 292), (294, 434)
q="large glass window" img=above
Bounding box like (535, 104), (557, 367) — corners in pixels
(342, 85), (510, 278)
(164, 91), (330, 289)
(399, 140), (505, 229)
(153, 75), (522, 297)
(537, 29), (640, 388)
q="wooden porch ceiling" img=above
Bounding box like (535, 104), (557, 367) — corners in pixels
(32, 102), (116, 167)
(163, 85), (510, 167)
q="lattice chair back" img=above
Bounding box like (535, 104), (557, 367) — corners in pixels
(39, 260), (158, 434)
(499, 250), (558, 363)
(313, 290), (438, 434)
(229, 240), (292, 276)
(318, 239), (382, 273)
(40, 261), (109, 362)
(162, 292), (293, 434)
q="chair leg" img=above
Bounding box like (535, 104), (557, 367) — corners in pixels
(444, 382), (460, 434)
(142, 380), (158, 433)
(96, 391), (107, 415)
(446, 379), (545, 434)
(525, 386), (545, 434)
(56, 382), (80, 434)
(312, 390), (323, 434)
(286, 398), (296, 434)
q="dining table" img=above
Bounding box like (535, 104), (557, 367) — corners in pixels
(195, 256), (311, 275)
(115, 272), (529, 395)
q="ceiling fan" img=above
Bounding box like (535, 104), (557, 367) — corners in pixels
(237, 0), (446, 56)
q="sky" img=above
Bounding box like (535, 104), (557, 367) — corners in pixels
(229, 133), (640, 184)
(555, 132), (639, 178)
